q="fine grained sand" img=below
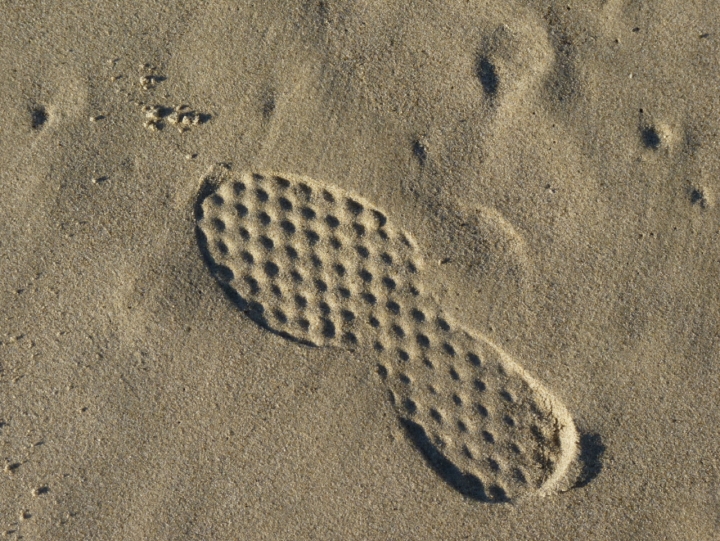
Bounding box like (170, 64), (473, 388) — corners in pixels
(1, 1), (719, 539)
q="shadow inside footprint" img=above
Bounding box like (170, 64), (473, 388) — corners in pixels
(401, 419), (508, 503)
(573, 432), (605, 488)
(194, 178), (315, 347)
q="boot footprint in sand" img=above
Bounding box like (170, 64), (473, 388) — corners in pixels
(194, 166), (578, 502)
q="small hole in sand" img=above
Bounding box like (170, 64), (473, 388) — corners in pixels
(278, 197), (293, 211)
(359, 269), (373, 283)
(353, 223), (366, 237)
(404, 398), (417, 414)
(476, 56), (499, 96)
(30, 105), (48, 129)
(338, 287), (351, 298)
(412, 140), (427, 166)
(258, 211), (272, 226)
(298, 183), (312, 198)
(235, 203), (248, 217)
(346, 199), (364, 215)
(416, 334), (430, 348)
(280, 220), (296, 235)
(305, 230), (320, 245)
(314, 278), (328, 292)
(274, 176), (290, 189)
(259, 236), (274, 250)
(301, 207), (316, 220)
(386, 300), (400, 314)
(256, 188), (269, 202)
(321, 318), (335, 338)
(641, 126), (661, 149)
(263, 261), (279, 277)
(240, 251), (254, 264)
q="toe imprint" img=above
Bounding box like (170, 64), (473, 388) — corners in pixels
(195, 166), (578, 502)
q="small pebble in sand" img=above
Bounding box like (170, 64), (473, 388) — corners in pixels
(143, 105), (161, 121)
(140, 75), (160, 90)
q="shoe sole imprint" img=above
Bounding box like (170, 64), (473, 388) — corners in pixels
(194, 166), (578, 502)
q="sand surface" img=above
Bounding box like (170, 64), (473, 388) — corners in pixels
(1, 1), (719, 539)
